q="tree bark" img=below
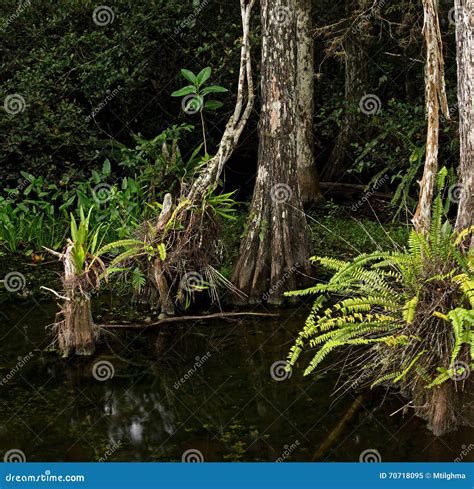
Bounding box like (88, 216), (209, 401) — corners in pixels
(321, 0), (370, 181)
(232, 0), (313, 305)
(296, 0), (321, 203)
(454, 0), (473, 236)
(54, 242), (98, 356)
(413, 0), (449, 234)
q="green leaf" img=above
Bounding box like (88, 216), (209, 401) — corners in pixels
(157, 243), (166, 261)
(20, 171), (35, 182)
(97, 239), (144, 256)
(91, 170), (101, 184)
(17, 203), (28, 212)
(90, 229), (100, 255)
(204, 100), (223, 110)
(128, 178), (139, 193)
(171, 85), (197, 97)
(201, 85), (228, 96)
(196, 67), (212, 86)
(102, 159), (111, 176)
(180, 69), (197, 84)
(70, 213), (78, 242)
(59, 195), (75, 211)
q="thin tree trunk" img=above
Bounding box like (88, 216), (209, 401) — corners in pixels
(145, 0), (255, 312)
(296, 0), (321, 203)
(454, 0), (473, 236)
(232, 0), (313, 304)
(322, 0), (370, 181)
(413, 0), (449, 234)
(185, 0), (255, 203)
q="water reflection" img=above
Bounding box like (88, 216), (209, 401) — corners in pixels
(0, 302), (472, 462)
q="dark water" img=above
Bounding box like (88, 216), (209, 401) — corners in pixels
(0, 301), (472, 462)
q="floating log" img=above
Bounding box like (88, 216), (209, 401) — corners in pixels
(99, 311), (278, 329)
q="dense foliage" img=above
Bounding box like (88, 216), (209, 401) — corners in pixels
(1, 0), (461, 204)
(288, 169), (473, 393)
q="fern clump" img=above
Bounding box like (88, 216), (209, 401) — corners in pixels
(287, 168), (473, 435)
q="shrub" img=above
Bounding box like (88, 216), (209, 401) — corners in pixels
(287, 168), (473, 435)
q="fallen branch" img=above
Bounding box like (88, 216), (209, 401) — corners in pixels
(99, 311), (278, 329)
(312, 394), (365, 461)
(319, 182), (392, 200)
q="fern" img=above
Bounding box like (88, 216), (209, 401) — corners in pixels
(287, 169), (473, 395)
(131, 267), (146, 292)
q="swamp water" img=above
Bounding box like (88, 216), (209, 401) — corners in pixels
(0, 301), (472, 462)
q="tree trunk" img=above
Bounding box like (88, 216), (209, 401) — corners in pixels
(321, 0), (370, 181)
(454, 0), (473, 236)
(142, 0), (256, 313)
(55, 243), (97, 356)
(58, 293), (96, 357)
(296, 0), (321, 203)
(232, 0), (313, 305)
(413, 0), (449, 234)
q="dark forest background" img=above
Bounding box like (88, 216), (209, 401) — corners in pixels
(0, 0), (461, 202)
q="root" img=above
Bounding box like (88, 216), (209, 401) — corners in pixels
(412, 379), (472, 436)
(55, 294), (98, 356)
(98, 311), (278, 329)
